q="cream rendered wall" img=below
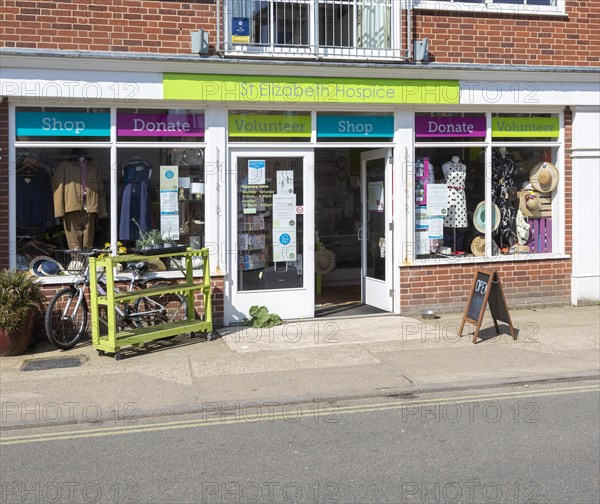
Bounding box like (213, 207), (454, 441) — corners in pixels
(571, 106), (600, 304)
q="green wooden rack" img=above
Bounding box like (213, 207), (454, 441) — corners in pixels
(89, 248), (212, 359)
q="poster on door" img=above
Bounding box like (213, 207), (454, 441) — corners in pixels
(160, 166), (179, 240)
(368, 181), (384, 212)
(273, 194), (297, 262)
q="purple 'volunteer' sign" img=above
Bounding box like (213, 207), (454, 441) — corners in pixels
(415, 116), (486, 138)
(118, 113), (205, 137)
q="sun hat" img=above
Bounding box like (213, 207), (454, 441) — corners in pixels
(145, 257), (167, 272)
(315, 249), (336, 275)
(29, 256), (65, 277)
(519, 191), (542, 218)
(470, 236), (486, 257)
(530, 162), (559, 193)
(473, 201), (501, 234)
(470, 236), (499, 257)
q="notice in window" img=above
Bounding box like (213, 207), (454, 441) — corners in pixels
(426, 184), (448, 217)
(248, 159), (266, 185)
(277, 170), (294, 194)
(368, 181), (384, 212)
(273, 194), (297, 262)
(160, 166), (180, 240)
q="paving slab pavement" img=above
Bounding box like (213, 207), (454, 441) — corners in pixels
(1, 305), (598, 429)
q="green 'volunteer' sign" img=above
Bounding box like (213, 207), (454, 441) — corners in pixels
(492, 117), (559, 138)
(229, 114), (311, 137)
(163, 73), (459, 105)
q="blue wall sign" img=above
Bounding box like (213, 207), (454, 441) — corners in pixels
(16, 111), (111, 137)
(317, 115), (394, 138)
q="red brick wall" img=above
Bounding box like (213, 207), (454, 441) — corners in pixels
(414, 1), (600, 66)
(0, 99), (9, 270)
(1, 0), (217, 54)
(400, 259), (571, 315)
(2, 1), (598, 66)
(400, 110), (573, 314)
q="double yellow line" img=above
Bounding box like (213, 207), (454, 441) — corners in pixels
(1, 383), (598, 446)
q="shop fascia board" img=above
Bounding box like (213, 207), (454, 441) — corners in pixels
(1, 49), (599, 86)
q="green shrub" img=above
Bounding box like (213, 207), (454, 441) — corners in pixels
(0, 269), (45, 333)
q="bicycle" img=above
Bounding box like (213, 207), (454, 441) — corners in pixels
(44, 250), (187, 350)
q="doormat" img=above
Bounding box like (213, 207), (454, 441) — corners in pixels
(20, 355), (86, 372)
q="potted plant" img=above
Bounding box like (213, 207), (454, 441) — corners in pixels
(0, 269), (45, 356)
(135, 232), (153, 251)
(162, 233), (176, 248)
(147, 229), (164, 249)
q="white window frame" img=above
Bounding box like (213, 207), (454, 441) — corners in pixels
(411, 0), (567, 17)
(407, 109), (566, 266)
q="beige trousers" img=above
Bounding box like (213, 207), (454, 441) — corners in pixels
(63, 211), (96, 250)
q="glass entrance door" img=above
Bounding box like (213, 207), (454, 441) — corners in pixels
(361, 148), (393, 311)
(228, 150), (314, 322)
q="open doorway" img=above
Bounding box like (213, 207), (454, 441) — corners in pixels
(314, 147), (391, 317)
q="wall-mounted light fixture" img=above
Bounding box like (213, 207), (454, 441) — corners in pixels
(414, 38), (429, 62)
(192, 29), (209, 55)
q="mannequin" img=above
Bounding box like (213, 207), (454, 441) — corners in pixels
(442, 155), (468, 253)
(119, 156), (153, 241)
(52, 150), (105, 250)
(492, 148), (517, 244)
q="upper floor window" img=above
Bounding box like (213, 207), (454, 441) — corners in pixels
(225, 0), (401, 60)
(412, 0), (566, 16)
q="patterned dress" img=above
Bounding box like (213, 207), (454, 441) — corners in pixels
(443, 161), (468, 228)
(492, 150), (517, 240)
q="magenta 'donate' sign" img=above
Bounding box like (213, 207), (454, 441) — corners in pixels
(415, 116), (486, 138)
(117, 113), (205, 137)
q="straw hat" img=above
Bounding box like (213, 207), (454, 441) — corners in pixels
(519, 191), (542, 218)
(29, 256), (65, 277)
(470, 237), (499, 257)
(473, 201), (501, 234)
(315, 249), (336, 275)
(530, 162), (559, 193)
(470, 236), (486, 257)
(146, 257), (167, 272)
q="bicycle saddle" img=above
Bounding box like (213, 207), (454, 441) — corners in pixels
(124, 261), (149, 273)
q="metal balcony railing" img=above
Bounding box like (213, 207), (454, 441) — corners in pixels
(220, 0), (406, 61)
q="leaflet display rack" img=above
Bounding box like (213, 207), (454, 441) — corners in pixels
(89, 248), (212, 359)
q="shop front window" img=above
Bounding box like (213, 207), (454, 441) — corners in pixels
(237, 157), (304, 291)
(413, 147), (486, 258)
(116, 147), (205, 269)
(13, 107), (206, 277)
(15, 146), (111, 272)
(414, 112), (561, 260)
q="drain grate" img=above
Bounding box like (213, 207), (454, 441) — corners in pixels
(20, 356), (86, 372)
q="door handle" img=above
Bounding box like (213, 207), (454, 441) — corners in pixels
(357, 227), (362, 241)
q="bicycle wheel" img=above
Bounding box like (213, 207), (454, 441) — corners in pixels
(45, 287), (88, 349)
(132, 285), (188, 327)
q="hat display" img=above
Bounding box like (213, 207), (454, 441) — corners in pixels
(315, 249), (336, 275)
(519, 191), (542, 218)
(473, 201), (501, 234)
(29, 256), (65, 277)
(530, 162), (559, 193)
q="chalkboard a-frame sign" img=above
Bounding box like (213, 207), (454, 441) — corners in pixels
(459, 269), (516, 343)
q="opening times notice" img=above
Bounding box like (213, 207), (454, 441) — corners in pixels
(241, 184), (274, 214)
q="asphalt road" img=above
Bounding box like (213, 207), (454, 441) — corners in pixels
(1, 380), (599, 504)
